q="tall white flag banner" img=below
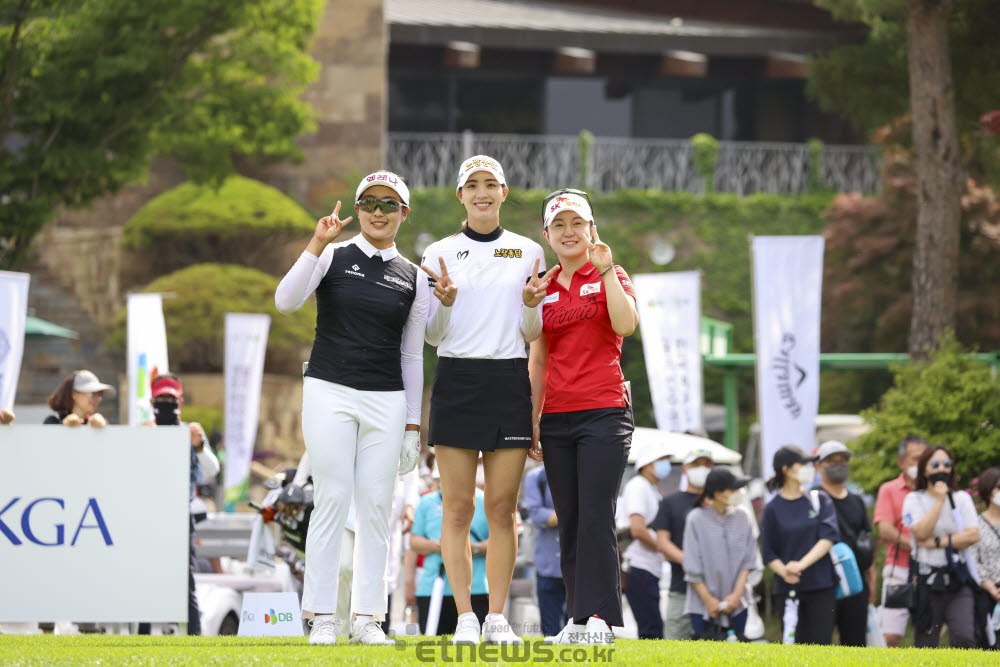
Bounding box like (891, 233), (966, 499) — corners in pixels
(127, 294), (169, 425)
(752, 236), (824, 479)
(0, 271), (30, 410)
(224, 313), (271, 506)
(633, 271), (703, 433)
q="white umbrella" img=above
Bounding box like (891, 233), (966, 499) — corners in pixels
(629, 428), (742, 466)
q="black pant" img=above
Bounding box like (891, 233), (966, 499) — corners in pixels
(416, 594), (489, 635)
(624, 567), (663, 639)
(540, 407), (631, 628)
(780, 588), (835, 645)
(833, 588), (868, 646)
(536, 575), (568, 637)
(139, 514), (201, 635)
(914, 584), (976, 648)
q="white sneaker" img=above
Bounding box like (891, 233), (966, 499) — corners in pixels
(543, 621), (587, 644)
(481, 613), (523, 645)
(350, 617), (395, 645)
(308, 616), (339, 645)
(583, 616), (614, 645)
(451, 612), (481, 645)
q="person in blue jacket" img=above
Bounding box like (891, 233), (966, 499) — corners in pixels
(761, 445), (840, 645)
(522, 464), (565, 637)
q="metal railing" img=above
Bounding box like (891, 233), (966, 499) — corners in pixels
(387, 131), (880, 195)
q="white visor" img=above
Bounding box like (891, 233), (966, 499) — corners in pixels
(355, 171), (410, 207)
(543, 193), (594, 228)
(456, 155), (506, 189)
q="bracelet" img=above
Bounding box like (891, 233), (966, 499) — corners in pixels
(599, 265), (615, 277)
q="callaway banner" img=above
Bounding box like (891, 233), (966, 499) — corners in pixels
(224, 313), (270, 506)
(0, 271), (30, 410)
(126, 294), (169, 425)
(0, 426), (189, 622)
(633, 271), (702, 433)
(752, 236), (824, 478)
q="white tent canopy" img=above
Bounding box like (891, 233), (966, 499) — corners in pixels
(629, 428), (742, 466)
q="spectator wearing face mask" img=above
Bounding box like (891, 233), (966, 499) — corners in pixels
(902, 444), (979, 648)
(815, 441), (875, 646)
(620, 443), (673, 639)
(974, 467), (1000, 618)
(873, 434), (928, 647)
(651, 447), (714, 640)
(682, 468), (757, 639)
(761, 445), (839, 645)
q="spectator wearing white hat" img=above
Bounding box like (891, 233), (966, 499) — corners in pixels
(620, 443), (673, 639)
(418, 155), (554, 645)
(527, 187), (637, 646)
(43, 370), (115, 427)
(816, 440), (875, 646)
(651, 447), (715, 640)
(275, 171), (428, 646)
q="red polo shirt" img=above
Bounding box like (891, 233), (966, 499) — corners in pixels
(540, 262), (636, 414)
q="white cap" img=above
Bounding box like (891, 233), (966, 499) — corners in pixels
(543, 193), (594, 228)
(633, 442), (672, 470)
(817, 440), (851, 461)
(456, 155), (506, 189)
(355, 171), (410, 207)
(683, 447), (715, 465)
(73, 370), (116, 397)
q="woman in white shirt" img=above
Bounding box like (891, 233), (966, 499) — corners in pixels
(902, 444), (980, 648)
(275, 171), (428, 646)
(419, 155), (555, 645)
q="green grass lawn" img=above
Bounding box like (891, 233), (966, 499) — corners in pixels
(1, 635), (996, 666)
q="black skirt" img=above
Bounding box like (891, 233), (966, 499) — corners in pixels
(428, 357), (532, 452)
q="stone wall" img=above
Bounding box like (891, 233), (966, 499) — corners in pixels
(255, 0), (387, 208)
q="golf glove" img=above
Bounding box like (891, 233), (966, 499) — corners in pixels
(399, 430), (421, 475)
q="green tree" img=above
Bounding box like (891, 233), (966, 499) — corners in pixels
(0, 0), (323, 268)
(810, 0), (986, 357)
(851, 333), (1000, 494)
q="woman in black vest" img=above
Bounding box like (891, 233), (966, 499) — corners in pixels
(275, 171), (428, 646)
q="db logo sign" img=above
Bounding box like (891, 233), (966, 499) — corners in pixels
(264, 609), (293, 625)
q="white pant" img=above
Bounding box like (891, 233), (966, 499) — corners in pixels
(301, 377), (406, 618)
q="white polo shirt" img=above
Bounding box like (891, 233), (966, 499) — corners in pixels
(421, 226), (545, 358)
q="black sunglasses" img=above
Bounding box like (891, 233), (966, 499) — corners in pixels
(356, 197), (404, 214)
(542, 188), (595, 225)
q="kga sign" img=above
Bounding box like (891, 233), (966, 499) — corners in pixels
(0, 426), (189, 622)
(0, 497), (112, 546)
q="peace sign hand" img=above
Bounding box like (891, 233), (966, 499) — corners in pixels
(522, 259), (560, 307)
(421, 256), (458, 307)
(587, 225), (613, 273)
(314, 201), (354, 245)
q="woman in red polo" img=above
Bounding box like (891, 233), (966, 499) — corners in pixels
(528, 189), (638, 645)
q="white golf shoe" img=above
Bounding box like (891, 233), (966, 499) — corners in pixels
(451, 612), (481, 645)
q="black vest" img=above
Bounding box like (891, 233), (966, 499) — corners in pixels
(305, 243), (418, 391)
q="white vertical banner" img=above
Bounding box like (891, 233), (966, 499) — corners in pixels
(633, 271), (703, 433)
(752, 236), (824, 479)
(0, 271), (30, 409)
(126, 294), (169, 425)
(224, 313), (271, 506)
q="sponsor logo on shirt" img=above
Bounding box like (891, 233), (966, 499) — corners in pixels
(493, 248), (523, 259)
(542, 293), (560, 305)
(580, 282), (602, 296)
(382, 274), (414, 290)
(457, 250), (469, 260)
(345, 263), (365, 278)
(504, 436), (531, 441)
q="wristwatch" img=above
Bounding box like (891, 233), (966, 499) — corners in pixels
(934, 536), (941, 548)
